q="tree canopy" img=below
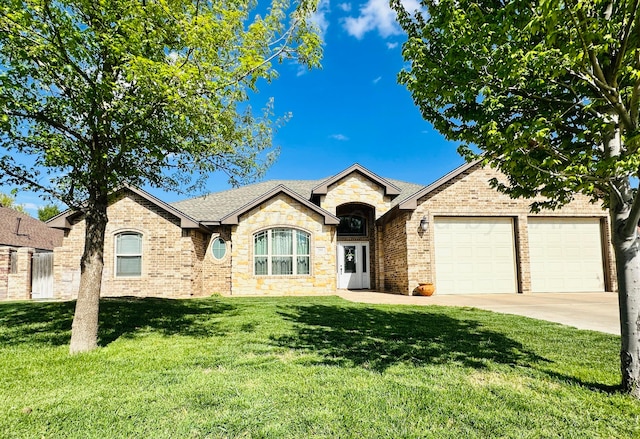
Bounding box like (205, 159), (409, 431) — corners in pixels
(37, 203), (60, 221)
(0, 192), (26, 214)
(0, 0), (321, 207)
(391, 0), (640, 396)
(393, 0), (639, 210)
(0, 0), (322, 353)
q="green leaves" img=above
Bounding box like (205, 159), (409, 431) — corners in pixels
(391, 0), (640, 212)
(0, 0), (322, 207)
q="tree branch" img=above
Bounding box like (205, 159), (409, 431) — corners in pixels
(6, 110), (87, 143)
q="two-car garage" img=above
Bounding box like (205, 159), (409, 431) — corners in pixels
(433, 217), (606, 295)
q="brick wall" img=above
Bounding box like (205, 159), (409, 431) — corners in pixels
(381, 211), (410, 293)
(230, 193), (337, 296)
(394, 163), (615, 295)
(53, 190), (205, 299)
(3, 247), (33, 300)
(201, 227), (232, 295)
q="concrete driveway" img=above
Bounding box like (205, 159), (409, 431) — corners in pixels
(336, 291), (620, 335)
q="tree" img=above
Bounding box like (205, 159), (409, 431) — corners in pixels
(38, 203), (60, 222)
(0, 0), (321, 354)
(391, 0), (640, 396)
(0, 192), (27, 214)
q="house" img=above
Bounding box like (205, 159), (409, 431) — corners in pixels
(45, 161), (616, 299)
(0, 207), (64, 300)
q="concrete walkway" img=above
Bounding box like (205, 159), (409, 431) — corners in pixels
(336, 291), (621, 335)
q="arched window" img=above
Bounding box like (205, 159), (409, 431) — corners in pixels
(337, 215), (367, 236)
(115, 232), (142, 277)
(254, 228), (310, 276)
(211, 237), (226, 260)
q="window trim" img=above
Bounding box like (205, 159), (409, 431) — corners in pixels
(253, 228), (311, 276)
(114, 231), (143, 278)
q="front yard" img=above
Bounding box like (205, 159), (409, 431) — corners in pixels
(1, 296), (638, 438)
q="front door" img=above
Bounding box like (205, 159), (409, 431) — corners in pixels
(337, 242), (370, 289)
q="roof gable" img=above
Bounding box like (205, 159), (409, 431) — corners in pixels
(397, 160), (481, 210)
(311, 164), (401, 197)
(47, 186), (203, 230)
(220, 185), (340, 225)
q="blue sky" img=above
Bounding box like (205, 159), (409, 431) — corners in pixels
(4, 0), (465, 216)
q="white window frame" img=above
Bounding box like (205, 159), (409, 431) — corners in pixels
(253, 228), (311, 276)
(114, 232), (143, 278)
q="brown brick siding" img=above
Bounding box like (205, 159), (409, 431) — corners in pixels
(381, 211), (410, 293)
(394, 164), (615, 295)
(201, 227), (232, 295)
(53, 190), (205, 299)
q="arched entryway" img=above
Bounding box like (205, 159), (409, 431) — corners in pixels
(336, 203), (375, 289)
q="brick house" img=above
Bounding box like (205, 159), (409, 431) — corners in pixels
(45, 161), (615, 299)
(0, 207), (64, 300)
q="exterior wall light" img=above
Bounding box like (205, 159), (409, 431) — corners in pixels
(420, 215), (429, 232)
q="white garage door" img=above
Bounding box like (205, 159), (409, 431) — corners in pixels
(434, 217), (517, 294)
(528, 218), (605, 293)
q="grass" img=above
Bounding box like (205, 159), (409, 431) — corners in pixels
(0, 295), (638, 438)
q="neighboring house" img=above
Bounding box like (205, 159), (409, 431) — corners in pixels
(45, 161), (616, 300)
(0, 207), (64, 300)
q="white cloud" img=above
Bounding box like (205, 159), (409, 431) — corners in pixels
(296, 65), (308, 77)
(338, 2), (352, 12)
(310, 0), (331, 41)
(330, 134), (350, 141)
(373, 76), (382, 84)
(343, 0), (421, 39)
(386, 42), (399, 49)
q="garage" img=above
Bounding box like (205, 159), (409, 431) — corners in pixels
(528, 217), (605, 293)
(434, 217), (517, 294)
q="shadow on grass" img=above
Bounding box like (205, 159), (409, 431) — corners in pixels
(0, 297), (235, 347)
(275, 304), (548, 372)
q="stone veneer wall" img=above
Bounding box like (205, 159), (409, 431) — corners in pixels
(53, 191), (205, 299)
(0, 247), (9, 299)
(230, 193), (337, 296)
(399, 164), (615, 295)
(320, 173), (393, 219)
(201, 226), (232, 295)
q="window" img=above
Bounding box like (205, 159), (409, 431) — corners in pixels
(337, 215), (367, 236)
(211, 237), (226, 260)
(115, 232), (142, 277)
(254, 228), (310, 276)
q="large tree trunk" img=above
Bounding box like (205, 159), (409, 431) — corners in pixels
(69, 193), (108, 354)
(610, 181), (640, 397)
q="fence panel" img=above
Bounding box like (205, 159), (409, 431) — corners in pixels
(32, 252), (54, 299)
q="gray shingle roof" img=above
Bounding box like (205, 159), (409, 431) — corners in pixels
(171, 175), (425, 222)
(171, 179), (324, 221)
(0, 207), (63, 250)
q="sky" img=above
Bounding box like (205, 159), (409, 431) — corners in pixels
(3, 0), (466, 216)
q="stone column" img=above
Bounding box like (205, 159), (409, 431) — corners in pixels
(8, 247), (34, 300)
(0, 247), (12, 300)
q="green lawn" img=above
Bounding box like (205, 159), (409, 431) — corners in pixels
(1, 296), (638, 438)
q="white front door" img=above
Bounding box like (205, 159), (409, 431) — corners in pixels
(337, 242), (370, 289)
